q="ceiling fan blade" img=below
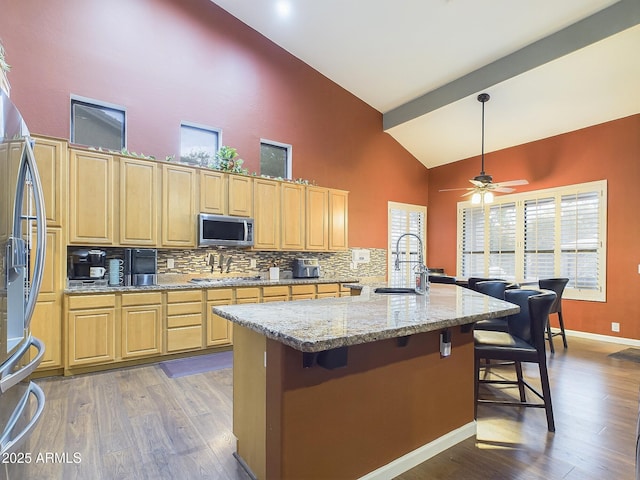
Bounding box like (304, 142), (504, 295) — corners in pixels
(494, 179), (528, 187)
(461, 190), (476, 197)
(439, 187), (473, 192)
(469, 179), (486, 187)
(492, 187), (515, 193)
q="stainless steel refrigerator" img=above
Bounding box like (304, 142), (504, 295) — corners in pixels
(0, 89), (46, 476)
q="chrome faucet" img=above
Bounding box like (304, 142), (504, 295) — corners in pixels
(394, 233), (425, 271)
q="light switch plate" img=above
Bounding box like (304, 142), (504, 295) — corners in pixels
(167, 258), (175, 269)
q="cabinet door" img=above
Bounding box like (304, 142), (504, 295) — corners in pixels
(121, 304), (162, 359)
(33, 136), (67, 227)
(253, 178), (280, 250)
(200, 170), (227, 214)
(161, 164), (196, 247)
(207, 301), (233, 346)
(329, 189), (349, 251)
(120, 157), (158, 245)
(305, 186), (329, 251)
(228, 174), (253, 217)
(69, 149), (114, 244)
(68, 308), (116, 366)
(281, 183), (305, 250)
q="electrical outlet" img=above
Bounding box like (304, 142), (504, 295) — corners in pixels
(250, 259), (257, 268)
(611, 322), (620, 332)
(638, 263), (640, 274)
(167, 258), (175, 269)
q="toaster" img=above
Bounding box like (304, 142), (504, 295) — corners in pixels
(293, 258), (320, 278)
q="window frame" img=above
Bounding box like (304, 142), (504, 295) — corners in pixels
(260, 138), (292, 180)
(457, 180), (607, 302)
(70, 94), (127, 150)
(179, 121), (221, 167)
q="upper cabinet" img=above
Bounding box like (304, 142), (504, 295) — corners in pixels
(228, 174), (253, 217)
(32, 135), (67, 227)
(200, 169), (226, 215)
(280, 183), (305, 251)
(253, 178), (280, 250)
(68, 149), (114, 245)
(120, 157), (158, 246)
(329, 189), (349, 251)
(161, 163), (197, 247)
(305, 186), (329, 251)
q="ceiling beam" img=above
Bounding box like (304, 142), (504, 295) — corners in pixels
(383, 0), (640, 131)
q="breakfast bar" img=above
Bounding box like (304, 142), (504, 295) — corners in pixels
(213, 284), (519, 480)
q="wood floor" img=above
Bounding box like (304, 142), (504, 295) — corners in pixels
(10, 335), (640, 480)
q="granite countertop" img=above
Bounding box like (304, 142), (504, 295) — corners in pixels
(64, 276), (360, 294)
(213, 284), (519, 353)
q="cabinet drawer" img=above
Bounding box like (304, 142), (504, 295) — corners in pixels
(207, 288), (233, 301)
(262, 286), (289, 297)
(291, 294), (315, 301)
(121, 292), (162, 307)
(316, 293), (339, 299)
(262, 295), (288, 303)
(291, 284), (315, 296)
(67, 294), (116, 310)
(167, 313), (202, 328)
(166, 290), (202, 303)
(167, 326), (202, 352)
(167, 302), (202, 316)
(235, 287), (260, 300)
(317, 283), (339, 294)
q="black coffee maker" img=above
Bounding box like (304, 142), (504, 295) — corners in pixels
(68, 249), (107, 279)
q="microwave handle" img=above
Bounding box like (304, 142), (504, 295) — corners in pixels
(244, 220), (248, 241)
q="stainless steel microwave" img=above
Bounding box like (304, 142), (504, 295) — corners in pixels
(198, 214), (254, 247)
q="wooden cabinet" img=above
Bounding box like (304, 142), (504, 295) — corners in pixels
(121, 292), (162, 359)
(235, 287), (260, 304)
(206, 289), (233, 347)
(281, 183), (305, 250)
(165, 290), (203, 353)
(262, 286), (289, 303)
(68, 149), (114, 244)
(66, 295), (117, 367)
(161, 164), (196, 247)
(290, 284), (316, 301)
(305, 186), (329, 251)
(253, 178), (280, 250)
(31, 227), (64, 370)
(316, 283), (340, 299)
(228, 174), (253, 217)
(200, 169), (226, 215)
(329, 189), (349, 251)
(32, 135), (67, 227)
(119, 157), (158, 245)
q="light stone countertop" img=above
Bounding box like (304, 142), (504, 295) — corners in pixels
(213, 284), (520, 353)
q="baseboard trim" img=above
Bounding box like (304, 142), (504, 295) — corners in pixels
(564, 329), (640, 347)
(358, 421), (477, 480)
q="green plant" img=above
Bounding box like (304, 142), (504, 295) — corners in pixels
(0, 41), (10, 73)
(214, 146), (248, 174)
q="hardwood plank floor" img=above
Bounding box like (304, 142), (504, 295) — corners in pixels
(9, 336), (640, 479)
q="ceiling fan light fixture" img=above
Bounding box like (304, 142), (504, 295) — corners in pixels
(471, 192), (482, 204)
(483, 191), (494, 203)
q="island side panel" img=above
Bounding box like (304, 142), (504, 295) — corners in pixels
(265, 328), (475, 480)
(233, 325), (267, 480)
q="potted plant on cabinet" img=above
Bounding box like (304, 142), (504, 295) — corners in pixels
(213, 146), (248, 174)
(0, 41), (11, 96)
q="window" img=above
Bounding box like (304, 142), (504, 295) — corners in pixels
(388, 202), (427, 287)
(457, 180), (607, 301)
(71, 96), (126, 150)
(180, 122), (220, 167)
(260, 140), (291, 179)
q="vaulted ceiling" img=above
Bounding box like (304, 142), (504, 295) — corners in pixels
(212, 0), (640, 169)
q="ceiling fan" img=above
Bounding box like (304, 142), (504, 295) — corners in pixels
(439, 93), (528, 204)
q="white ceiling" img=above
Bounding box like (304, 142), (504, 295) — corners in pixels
(211, 0), (640, 169)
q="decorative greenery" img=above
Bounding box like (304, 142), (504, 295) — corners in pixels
(0, 41), (10, 73)
(214, 146), (248, 174)
(181, 148), (212, 167)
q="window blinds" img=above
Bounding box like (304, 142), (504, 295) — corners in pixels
(389, 205), (426, 287)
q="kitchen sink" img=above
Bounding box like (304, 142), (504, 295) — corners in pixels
(374, 287), (418, 294)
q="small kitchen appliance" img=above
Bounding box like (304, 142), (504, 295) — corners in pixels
(68, 249), (106, 280)
(293, 258), (320, 278)
(123, 248), (157, 286)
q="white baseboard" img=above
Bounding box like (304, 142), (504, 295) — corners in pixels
(563, 329), (640, 347)
(358, 421), (477, 480)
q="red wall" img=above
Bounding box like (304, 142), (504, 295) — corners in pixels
(428, 114), (640, 340)
(0, 0), (428, 249)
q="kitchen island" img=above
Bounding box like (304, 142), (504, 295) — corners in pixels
(213, 284), (519, 480)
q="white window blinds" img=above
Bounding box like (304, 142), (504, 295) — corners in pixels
(461, 206), (485, 277)
(524, 197), (556, 280)
(388, 202), (426, 287)
(488, 202), (516, 280)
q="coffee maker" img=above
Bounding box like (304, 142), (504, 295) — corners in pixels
(68, 249), (107, 280)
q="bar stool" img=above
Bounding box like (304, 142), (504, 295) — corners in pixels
(474, 280), (510, 332)
(538, 278), (569, 353)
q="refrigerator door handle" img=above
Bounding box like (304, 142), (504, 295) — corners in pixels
(23, 139), (47, 326)
(0, 382), (45, 455)
(0, 336), (45, 393)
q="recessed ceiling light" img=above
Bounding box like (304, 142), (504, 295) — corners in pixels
(276, 0), (291, 18)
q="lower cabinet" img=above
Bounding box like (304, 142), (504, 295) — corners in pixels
(121, 292), (162, 359)
(290, 284), (316, 301)
(316, 283), (340, 299)
(262, 286), (289, 303)
(166, 290), (204, 353)
(206, 288), (233, 346)
(67, 294), (117, 367)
